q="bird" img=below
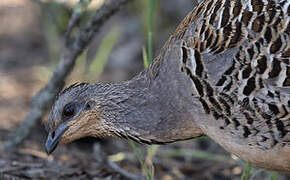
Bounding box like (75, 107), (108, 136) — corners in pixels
(45, 0), (290, 172)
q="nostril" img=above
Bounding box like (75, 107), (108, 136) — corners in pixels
(51, 131), (55, 139)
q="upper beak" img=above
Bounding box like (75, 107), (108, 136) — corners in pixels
(45, 123), (68, 154)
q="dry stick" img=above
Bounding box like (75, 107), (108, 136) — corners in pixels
(107, 161), (143, 180)
(4, 0), (133, 149)
(93, 144), (143, 180)
(65, 0), (92, 40)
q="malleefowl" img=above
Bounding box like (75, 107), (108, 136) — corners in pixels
(45, 0), (290, 172)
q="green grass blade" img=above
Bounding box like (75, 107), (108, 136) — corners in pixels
(87, 25), (120, 78)
(269, 171), (278, 180)
(128, 140), (145, 166)
(241, 162), (253, 180)
(128, 140), (153, 180)
(142, 47), (150, 68)
(147, 0), (154, 64)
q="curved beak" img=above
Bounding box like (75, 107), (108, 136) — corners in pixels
(45, 123), (68, 154)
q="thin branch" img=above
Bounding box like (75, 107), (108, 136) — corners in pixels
(107, 160), (143, 180)
(65, 0), (92, 40)
(93, 144), (143, 180)
(4, 0), (133, 149)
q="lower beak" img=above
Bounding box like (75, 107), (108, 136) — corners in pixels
(45, 123), (68, 154)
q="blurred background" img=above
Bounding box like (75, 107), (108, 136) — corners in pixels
(0, 0), (289, 179)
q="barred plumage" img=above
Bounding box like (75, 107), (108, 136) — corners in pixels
(46, 0), (290, 172)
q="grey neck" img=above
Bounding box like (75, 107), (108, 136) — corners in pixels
(94, 43), (205, 144)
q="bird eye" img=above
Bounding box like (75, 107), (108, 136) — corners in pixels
(63, 104), (75, 117)
(85, 103), (91, 109)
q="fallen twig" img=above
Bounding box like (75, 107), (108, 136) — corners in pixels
(93, 143), (143, 180)
(19, 148), (53, 161)
(4, 0), (133, 149)
(107, 160), (143, 180)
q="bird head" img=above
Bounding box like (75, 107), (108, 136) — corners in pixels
(45, 83), (112, 154)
